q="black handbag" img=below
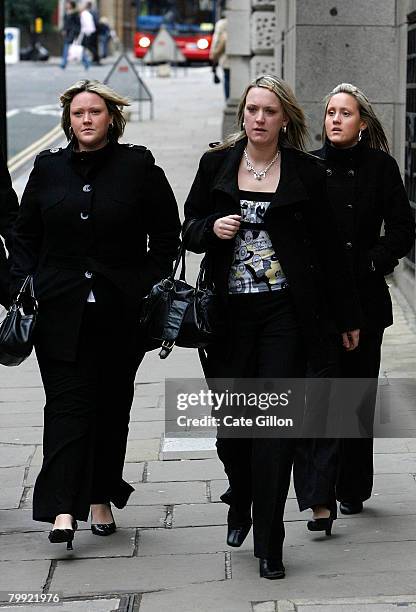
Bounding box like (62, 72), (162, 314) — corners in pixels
(0, 276), (38, 367)
(140, 244), (220, 359)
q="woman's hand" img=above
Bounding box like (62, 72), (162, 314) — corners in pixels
(342, 329), (360, 351)
(213, 214), (241, 239)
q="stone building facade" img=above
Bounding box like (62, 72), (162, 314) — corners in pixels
(224, 0), (416, 311)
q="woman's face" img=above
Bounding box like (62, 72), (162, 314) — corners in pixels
(325, 92), (367, 148)
(244, 87), (287, 149)
(70, 92), (112, 152)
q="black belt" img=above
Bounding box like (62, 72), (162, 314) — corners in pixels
(239, 221), (266, 231)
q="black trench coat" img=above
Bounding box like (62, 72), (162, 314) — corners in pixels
(183, 138), (363, 363)
(10, 142), (181, 361)
(0, 152), (19, 307)
(312, 141), (415, 331)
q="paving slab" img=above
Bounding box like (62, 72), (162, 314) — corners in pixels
(146, 458), (226, 482)
(114, 505), (166, 529)
(0, 445), (35, 468)
(0, 509), (47, 533)
(0, 467), (25, 487)
(124, 439), (160, 462)
(129, 406), (165, 422)
(128, 481), (207, 505)
(127, 421), (165, 440)
(0, 388), (45, 402)
(121, 462), (145, 485)
(0, 529), (136, 561)
(137, 525), (237, 556)
(374, 452), (416, 473)
(172, 502), (227, 528)
(0, 560), (51, 599)
(0, 413), (43, 427)
(0, 599), (122, 612)
(0, 487), (23, 510)
(0, 427), (43, 445)
(50, 553), (226, 596)
(0, 402), (43, 414)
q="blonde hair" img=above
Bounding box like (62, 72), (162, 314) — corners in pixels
(211, 74), (309, 152)
(322, 83), (390, 153)
(60, 80), (131, 142)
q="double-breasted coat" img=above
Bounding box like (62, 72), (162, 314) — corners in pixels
(11, 142), (181, 361)
(184, 138), (363, 362)
(0, 152), (19, 307)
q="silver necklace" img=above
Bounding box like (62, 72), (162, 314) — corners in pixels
(243, 148), (280, 180)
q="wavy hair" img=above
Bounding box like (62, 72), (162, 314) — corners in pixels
(60, 80), (131, 142)
(211, 74), (309, 152)
(322, 83), (390, 153)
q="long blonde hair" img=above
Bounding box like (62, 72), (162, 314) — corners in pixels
(211, 74), (309, 152)
(60, 80), (131, 142)
(322, 83), (390, 153)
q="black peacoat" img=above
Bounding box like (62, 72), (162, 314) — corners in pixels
(0, 151), (19, 307)
(312, 141), (415, 330)
(10, 142), (181, 361)
(183, 138), (363, 359)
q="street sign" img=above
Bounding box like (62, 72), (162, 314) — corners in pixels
(144, 25), (186, 64)
(104, 53), (154, 120)
(5, 28), (20, 64)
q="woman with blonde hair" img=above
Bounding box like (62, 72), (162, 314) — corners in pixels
(11, 79), (180, 549)
(312, 83), (414, 515)
(183, 75), (362, 578)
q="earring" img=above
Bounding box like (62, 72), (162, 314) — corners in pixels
(282, 125), (287, 133)
(69, 126), (74, 138)
(109, 123), (114, 129)
(242, 122), (245, 129)
(358, 129), (362, 141)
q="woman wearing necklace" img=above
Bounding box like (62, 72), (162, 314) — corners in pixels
(10, 80), (180, 549)
(183, 75), (362, 579)
(311, 83), (414, 515)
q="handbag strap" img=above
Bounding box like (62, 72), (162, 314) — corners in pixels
(16, 275), (35, 300)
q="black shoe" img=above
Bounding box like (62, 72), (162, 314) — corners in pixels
(91, 503), (116, 536)
(307, 506), (335, 536)
(226, 506), (252, 547)
(259, 558), (285, 580)
(339, 500), (363, 515)
(48, 520), (78, 550)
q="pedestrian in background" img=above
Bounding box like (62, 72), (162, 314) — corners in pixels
(60, 1), (81, 70)
(79, 2), (96, 70)
(98, 17), (112, 59)
(183, 74), (362, 579)
(312, 83), (414, 515)
(10, 80), (180, 550)
(0, 150), (19, 308)
(210, 14), (229, 100)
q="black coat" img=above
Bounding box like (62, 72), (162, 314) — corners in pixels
(62, 11), (81, 43)
(0, 152), (19, 307)
(10, 142), (181, 361)
(312, 141), (415, 330)
(183, 138), (363, 359)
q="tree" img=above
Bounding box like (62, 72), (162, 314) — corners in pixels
(5, 0), (58, 31)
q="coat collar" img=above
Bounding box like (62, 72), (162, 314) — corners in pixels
(211, 138), (309, 210)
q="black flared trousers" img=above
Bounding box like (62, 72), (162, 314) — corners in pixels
(208, 291), (337, 559)
(33, 303), (144, 523)
(336, 329), (384, 503)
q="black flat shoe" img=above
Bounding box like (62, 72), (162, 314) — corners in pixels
(227, 522), (252, 547)
(48, 520), (78, 550)
(259, 558), (285, 580)
(91, 503), (116, 536)
(340, 500), (363, 515)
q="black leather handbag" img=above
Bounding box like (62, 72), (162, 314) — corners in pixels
(140, 244), (220, 359)
(0, 276), (38, 367)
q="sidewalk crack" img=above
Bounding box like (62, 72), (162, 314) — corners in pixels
(42, 559), (57, 594)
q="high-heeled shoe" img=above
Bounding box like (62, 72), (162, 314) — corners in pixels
(91, 503), (116, 536)
(48, 520), (78, 550)
(226, 506), (252, 547)
(307, 508), (334, 536)
(259, 558), (285, 580)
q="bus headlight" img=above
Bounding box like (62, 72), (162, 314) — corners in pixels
(139, 36), (151, 48)
(196, 38), (209, 50)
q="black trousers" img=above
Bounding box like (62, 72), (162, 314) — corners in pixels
(208, 291), (337, 559)
(33, 303), (144, 523)
(336, 329), (384, 503)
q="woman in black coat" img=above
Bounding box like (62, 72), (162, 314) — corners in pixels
(183, 75), (362, 579)
(10, 79), (180, 549)
(0, 150), (18, 307)
(312, 83), (414, 515)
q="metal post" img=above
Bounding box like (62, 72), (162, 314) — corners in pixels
(0, 0), (7, 159)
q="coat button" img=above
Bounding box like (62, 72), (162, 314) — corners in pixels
(85, 271), (93, 279)
(80, 211), (89, 220)
(83, 184), (92, 193)
(345, 241), (353, 249)
(294, 211), (303, 221)
(347, 169), (355, 177)
(346, 203), (353, 209)
(50, 148), (60, 153)
(326, 168), (333, 176)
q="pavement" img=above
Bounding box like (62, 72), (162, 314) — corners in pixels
(1, 66), (416, 612)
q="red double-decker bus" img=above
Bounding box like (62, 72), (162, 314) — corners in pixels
(134, 0), (220, 62)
